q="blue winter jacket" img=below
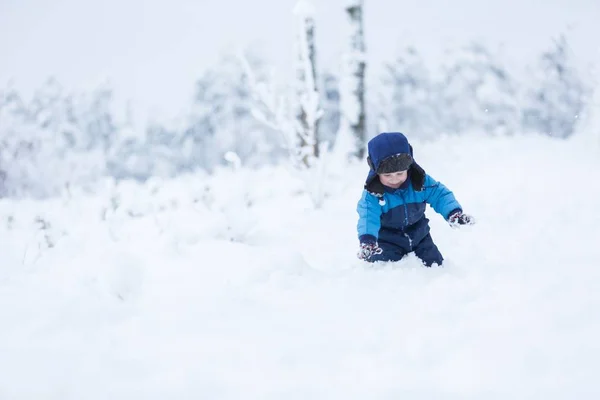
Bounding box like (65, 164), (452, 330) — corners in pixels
(357, 132), (461, 248)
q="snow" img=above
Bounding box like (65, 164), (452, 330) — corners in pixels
(292, 0), (316, 17)
(1, 133), (600, 398)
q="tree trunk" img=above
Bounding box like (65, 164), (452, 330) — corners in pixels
(344, 0), (367, 159)
(294, 2), (321, 166)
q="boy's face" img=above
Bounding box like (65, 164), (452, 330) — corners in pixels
(379, 170), (408, 189)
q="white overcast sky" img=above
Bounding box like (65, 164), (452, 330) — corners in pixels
(1, 0), (599, 123)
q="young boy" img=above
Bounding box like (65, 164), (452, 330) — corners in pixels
(356, 132), (474, 266)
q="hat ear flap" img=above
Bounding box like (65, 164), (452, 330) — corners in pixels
(409, 162), (425, 191)
(367, 156), (375, 171)
(409, 144), (414, 157)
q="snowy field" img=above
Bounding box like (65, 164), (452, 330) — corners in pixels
(1, 134), (600, 399)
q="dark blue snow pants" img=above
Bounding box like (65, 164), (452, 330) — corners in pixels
(367, 233), (444, 267)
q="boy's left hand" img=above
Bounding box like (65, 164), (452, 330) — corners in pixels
(448, 210), (475, 227)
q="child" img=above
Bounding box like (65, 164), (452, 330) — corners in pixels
(356, 132), (474, 266)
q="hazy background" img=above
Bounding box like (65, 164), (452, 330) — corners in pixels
(2, 0), (599, 123)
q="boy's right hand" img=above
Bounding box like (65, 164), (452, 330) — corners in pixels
(358, 242), (383, 260)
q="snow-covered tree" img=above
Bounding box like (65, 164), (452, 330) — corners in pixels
(241, 4), (333, 207)
(143, 51), (280, 176)
(0, 79), (114, 197)
(241, 4), (324, 171)
(293, 0), (322, 164)
(522, 35), (588, 138)
(436, 43), (520, 136)
(319, 71), (341, 146)
(340, 0), (367, 158)
(193, 52), (280, 168)
(380, 46), (440, 139)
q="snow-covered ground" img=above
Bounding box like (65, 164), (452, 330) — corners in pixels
(1, 134), (599, 399)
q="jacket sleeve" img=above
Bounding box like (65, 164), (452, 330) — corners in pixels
(356, 190), (382, 242)
(423, 174), (462, 219)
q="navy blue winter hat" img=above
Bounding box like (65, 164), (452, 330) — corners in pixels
(367, 132), (413, 173)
